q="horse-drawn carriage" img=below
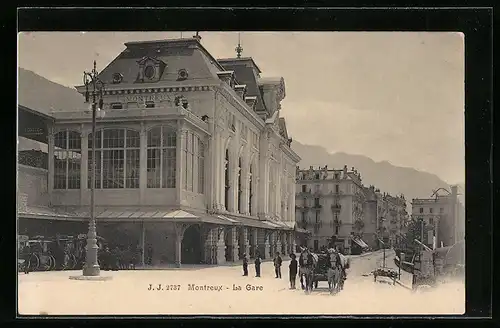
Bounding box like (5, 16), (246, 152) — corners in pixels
(17, 233), (106, 272)
(299, 248), (349, 295)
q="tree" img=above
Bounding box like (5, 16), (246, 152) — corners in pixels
(403, 217), (433, 250)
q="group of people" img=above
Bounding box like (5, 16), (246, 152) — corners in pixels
(99, 245), (143, 270)
(241, 251), (288, 278)
(238, 250), (305, 290)
(239, 246), (349, 293)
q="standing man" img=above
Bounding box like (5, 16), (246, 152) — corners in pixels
(254, 251), (262, 277)
(289, 253), (298, 289)
(274, 252), (283, 278)
(242, 253), (249, 276)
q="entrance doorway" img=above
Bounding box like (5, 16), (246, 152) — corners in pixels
(181, 225), (203, 264)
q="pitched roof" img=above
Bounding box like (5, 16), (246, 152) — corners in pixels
(95, 38), (222, 88)
(18, 68), (86, 115)
(217, 58), (267, 113)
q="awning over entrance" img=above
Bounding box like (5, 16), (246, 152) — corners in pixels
(351, 236), (369, 249)
(223, 215), (292, 230)
(18, 206), (83, 221)
(200, 214), (239, 226)
(267, 220), (293, 230)
(93, 209), (237, 226)
(294, 226), (311, 234)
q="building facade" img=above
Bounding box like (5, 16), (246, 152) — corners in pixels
(295, 165), (367, 254)
(411, 185), (465, 248)
(17, 36), (301, 266)
(295, 165), (408, 254)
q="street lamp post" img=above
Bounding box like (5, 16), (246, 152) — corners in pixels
(82, 60), (105, 277)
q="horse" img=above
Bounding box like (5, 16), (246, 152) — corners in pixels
(327, 251), (342, 294)
(299, 249), (317, 294)
(338, 253), (350, 290)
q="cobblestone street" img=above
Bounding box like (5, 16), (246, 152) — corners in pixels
(18, 250), (464, 316)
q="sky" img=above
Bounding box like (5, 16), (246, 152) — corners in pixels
(18, 32), (465, 184)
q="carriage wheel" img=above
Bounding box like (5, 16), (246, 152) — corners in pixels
(69, 254), (77, 270)
(28, 254), (40, 271)
(42, 256), (51, 271)
(49, 256), (57, 271)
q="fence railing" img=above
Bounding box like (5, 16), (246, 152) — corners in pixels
(18, 150), (48, 169)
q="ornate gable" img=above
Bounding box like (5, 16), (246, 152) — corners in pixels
(258, 77), (286, 117)
(136, 56), (167, 83)
(278, 118), (289, 140)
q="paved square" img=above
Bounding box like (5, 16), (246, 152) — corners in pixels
(18, 251), (464, 315)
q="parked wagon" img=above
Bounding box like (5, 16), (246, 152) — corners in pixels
(25, 237), (57, 271)
(372, 267), (399, 285)
(18, 235), (30, 273)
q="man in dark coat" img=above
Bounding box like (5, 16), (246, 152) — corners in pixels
(254, 252), (262, 277)
(242, 253), (249, 276)
(274, 252), (283, 278)
(289, 253), (298, 289)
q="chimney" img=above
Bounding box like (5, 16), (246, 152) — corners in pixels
(451, 185), (458, 197)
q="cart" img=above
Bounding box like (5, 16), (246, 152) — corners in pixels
(26, 237), (56, 271)
(373, 267), (399, 285)
(17, 235), (29, 273)
(372, 238), (398, 285)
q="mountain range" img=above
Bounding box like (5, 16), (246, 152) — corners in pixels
(18, 67), (461, 207)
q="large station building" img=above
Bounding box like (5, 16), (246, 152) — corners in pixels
(17, 36), (301, 266)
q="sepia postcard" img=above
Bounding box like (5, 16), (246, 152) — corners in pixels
(17, 31), (465, 316)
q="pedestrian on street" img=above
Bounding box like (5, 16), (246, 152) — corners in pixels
(254, 252), (261, 277)
(274, 252), (282, 278)
(289, 253), (298, 289)
(242, 253), (249, 276)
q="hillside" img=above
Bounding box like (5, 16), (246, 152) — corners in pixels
(291, 141), (454, 206)
(18, 67), (85, 114)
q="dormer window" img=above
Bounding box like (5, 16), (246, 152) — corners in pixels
(144, 65), (156, 79)
(111, 103), (123, 109)
(136, 56), (166, 83)
(177, 69), (189, 81)
(112, 73), (123, 84)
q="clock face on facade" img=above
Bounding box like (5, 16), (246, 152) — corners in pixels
(144, 65), (155, 79)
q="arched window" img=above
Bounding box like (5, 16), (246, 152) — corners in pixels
(147, 125), (176, 188)
(197, 138), (205, 194)
(269, 162), (275, 213)
(224, 149), (229, 210)
(248, 164), (253, 215)
(237, 157), (242, 213)
(88, 128), (140, 189)
(182, 130), (195, 191)
(54, 130), (81, 189)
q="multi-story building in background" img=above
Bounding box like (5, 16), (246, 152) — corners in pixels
(295, 165), (408, 254)
(363, 186), (408, 249)
(411, 185), (465, 248)
(17, 36), (301, 267)
(295, 165), (369, 254)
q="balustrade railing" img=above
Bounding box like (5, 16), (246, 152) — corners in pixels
(18, 150), (48, 169)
